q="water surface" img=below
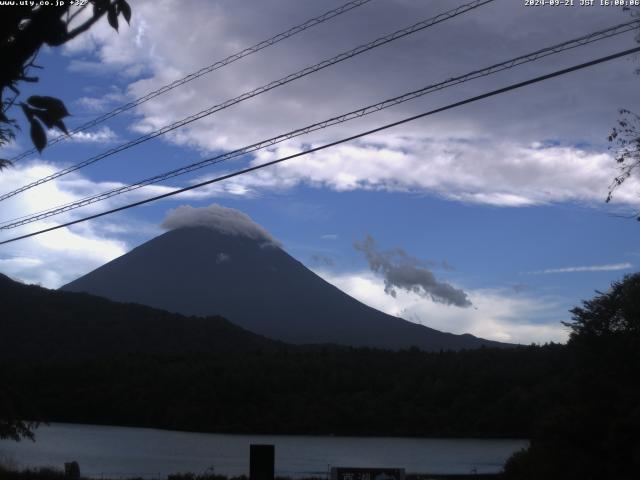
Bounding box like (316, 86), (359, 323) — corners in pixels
(0, 423), (528, 478)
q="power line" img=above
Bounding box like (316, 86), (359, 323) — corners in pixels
(0, 0), (495, 203)
(2, 18), (638, 229)
(2, 45), (638, 247)
(8, 0), (374, 163)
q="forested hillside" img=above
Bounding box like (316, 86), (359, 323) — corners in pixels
(0, 273), (281, 360)
(3, 345), (567, 439)
(1, 272), (562, 439)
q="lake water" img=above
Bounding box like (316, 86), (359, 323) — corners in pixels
(0, 423), (528, 478)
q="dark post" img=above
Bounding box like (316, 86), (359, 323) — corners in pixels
(250, 444), (274, 480)
(64, 462), (80, 480)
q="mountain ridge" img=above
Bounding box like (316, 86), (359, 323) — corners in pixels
(0, 272), (281, 361)
(61, 225), (508, 351)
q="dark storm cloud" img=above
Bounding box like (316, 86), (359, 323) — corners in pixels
(354, 235), (472, 307)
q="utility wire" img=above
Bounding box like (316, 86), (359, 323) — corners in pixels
(2, 18), (638, 229)
(0, 0), (495, 202)
(2, 45), (639, 247)
(8, 0), (374, 163)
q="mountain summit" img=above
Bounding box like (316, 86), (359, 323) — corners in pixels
(62, 205), (505, 350)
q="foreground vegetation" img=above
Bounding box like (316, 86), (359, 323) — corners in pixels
(503, 273), (640, 479)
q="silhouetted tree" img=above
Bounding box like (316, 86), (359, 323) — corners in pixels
(565, 272), (640, 339)
(0, 371), (39, 442)
(607, 7), (640, 215)
(0, 0), (131, 169)
(608, 109), (640, 218)
(504, 273), (640, 480)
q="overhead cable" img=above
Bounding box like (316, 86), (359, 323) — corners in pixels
(0, 0), (495, 202)
(2, 44), (639, 246)
(8, 0), (374, 163)
(2, 18), (638, 229)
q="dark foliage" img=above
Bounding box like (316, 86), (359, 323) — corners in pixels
(0, 468), (67, 480)
(1, 344), (568, 440)
(607, 109), (640, 216)
(566, 272), (640, 339)
(0, 273), (567, 439)
(0, 273), (281, 361)
(504, 273), (640, 479)
(0, 367), (39, 441)
(0, 0), (131, 157)
(0, 268), (273, 441)
(607, 8), (640, 215)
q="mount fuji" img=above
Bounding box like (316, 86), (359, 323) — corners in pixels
(61, 205), (507, 351)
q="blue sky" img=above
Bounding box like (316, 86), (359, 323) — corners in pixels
(1, 0), (640, 343)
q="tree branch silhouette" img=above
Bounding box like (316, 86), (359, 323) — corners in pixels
(0, 0), (131, 170)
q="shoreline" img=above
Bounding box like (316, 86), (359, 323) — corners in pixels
(27, 422), (530, 443)
(0, 468), (502, 480)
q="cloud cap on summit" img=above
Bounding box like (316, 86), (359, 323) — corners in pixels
(161, 204), (280, 245)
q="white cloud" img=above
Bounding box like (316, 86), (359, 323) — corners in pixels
(0, 159), (262, 273)
(47, 126), (118, 144)
(161, 203), (280, 244)
(67, 59), (113, 75)
(528, 262), (633, 274)
(0, 162), (133, 287)
(50, 0), (640, 212)
(314, 269), (570, 344)
(6, 1), (635, 290)
(190, 137), (640, 210)
(64, 3), (151, 69)
(76, 96), (110, 111)
(76, 88), (129, 113)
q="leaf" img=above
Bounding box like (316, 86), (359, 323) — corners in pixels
(93, 0), (109, 15)
(27, 96), (70, 119)
(118, 0), (131, 24)
(32, 109), (56, 129)
(53, 119), (69, 135)
(0, 159), (12, 171)
(0, 111), (8, 123)
(20, 103), (34, 121)
(42, 18), (68, 46)
(107, 4), (119, 31)
(29, 119), (47, 153)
